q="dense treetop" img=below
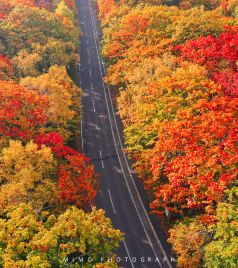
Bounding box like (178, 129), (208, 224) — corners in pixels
(98, 0), (238, 266)
(0, 1), (123, 267)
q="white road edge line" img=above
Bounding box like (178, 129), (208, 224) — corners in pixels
(78, 62), (84, 153)
(88, 1), (172, 267)
(96, 125), (99, 139)
(81, 116), (84, 153)
(87, 3), (161, 267)
(108, 189), (116, 214)
(85, 2), (134, 267)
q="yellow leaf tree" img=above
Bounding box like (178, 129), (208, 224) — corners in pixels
(21, 65), (80, 140)
(0, 204), (123, 267)
(0, 140), (59, 211)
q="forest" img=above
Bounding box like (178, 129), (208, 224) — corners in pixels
(0, 0), (122, 267)
(0, 0), (237, 267)
(97, 0), (238, 267)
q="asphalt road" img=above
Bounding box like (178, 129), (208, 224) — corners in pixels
(77, 0), (177, 267)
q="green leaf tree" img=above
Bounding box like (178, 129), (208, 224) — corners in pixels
(204, 186), (238, 268)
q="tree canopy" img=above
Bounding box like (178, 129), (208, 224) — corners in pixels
(98, 0), (238, 266)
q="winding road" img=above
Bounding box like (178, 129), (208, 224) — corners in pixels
(77, 0), (177, 267)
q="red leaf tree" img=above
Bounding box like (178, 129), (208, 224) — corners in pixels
(36, 132), (98, 209)
(0, 81), (48, 141)
(58, 154), (98, 208)
(0, 54), (13, 80)
(177, 27), (238, 96)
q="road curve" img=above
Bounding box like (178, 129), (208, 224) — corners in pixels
(77, 0), (177, 267)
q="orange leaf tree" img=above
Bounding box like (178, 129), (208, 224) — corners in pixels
(149, 96), (238, 215)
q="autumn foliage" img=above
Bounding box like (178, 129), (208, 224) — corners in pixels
(177, 27), (238, 95)
(58, 154), (97, 208)
(21, 65), (80, 140)
(97, 0), (117, 20)
(0, 204), (123, 267)
(98, 0), (238, 266)
(0, 54), (13, 79)
(0, 140), (58, 211)
(36, 132), (77, 158)
(36, 132), (98, 208)
(0, 81), (47, 142)
(0, 1), (123, 266)
(150, 96), (238, 214)
(0, 0), (97, 211)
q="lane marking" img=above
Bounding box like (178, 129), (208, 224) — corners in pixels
(89, 69), (92, 78)
(87, 2), (171, 267)
(96, 125), (99, 139)
(108, 189), (116, 214)
(80, 1), (130, 268)
(92, 100), (96, 112)
(81, 115), (84, 153)
(123, 241), (135, 268)
(99, 150), (104, 168)
(107, 84), (173, 266)
(91, 81), (94, 93)
(78, 63), (82, 87)
(86, 6), (162, 264)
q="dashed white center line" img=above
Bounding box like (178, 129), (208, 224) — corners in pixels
(92, 100), (96, 112)
(123, 241), (135, 268)
(91, 82), (94, 93)
(81, 118), (84, 153)
(96, 125), (99, 139)
(108, 189), (116, 214)
(99, 150), (104, 168)
(82, 1), (170, 267)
